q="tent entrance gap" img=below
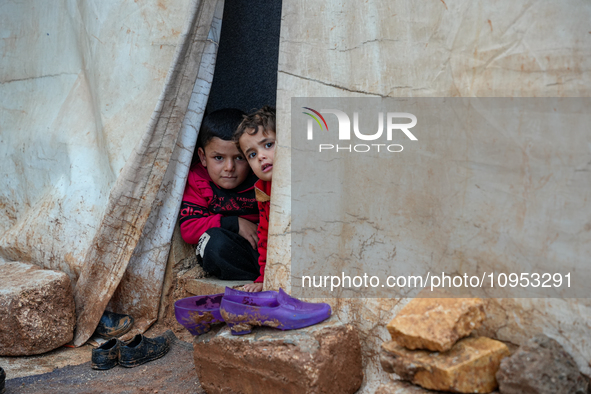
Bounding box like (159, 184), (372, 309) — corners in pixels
(206, 0), (282, 114)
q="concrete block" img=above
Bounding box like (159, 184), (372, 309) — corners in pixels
(380, 336), (510, 393)
(193, 316), (363, 394)
(387, 298), (485, 352)
(0, 262), (76, 356)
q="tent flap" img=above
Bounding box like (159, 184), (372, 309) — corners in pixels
(72, 0), (223, 346)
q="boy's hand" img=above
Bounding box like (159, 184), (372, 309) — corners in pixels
(242, 282), (264, 292)
(238, 217), (258, 249)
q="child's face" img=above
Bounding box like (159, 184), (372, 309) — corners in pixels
(198, 137), (250, 189)
(239, 126), (276, 182)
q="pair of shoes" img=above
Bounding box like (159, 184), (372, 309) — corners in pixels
(94, 310), (134, 338)
(174, 289), (277, 335)
(0, 366), (5, 394)
(220, 288), (332, 335)
(175, 287), (331, 336)
(91, 330), (173, 370)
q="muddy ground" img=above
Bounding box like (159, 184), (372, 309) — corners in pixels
(3, 325), (204, 394)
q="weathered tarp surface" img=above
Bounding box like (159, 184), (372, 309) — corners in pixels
(0, 0), (223, 346)
(270, 1), (591, 391)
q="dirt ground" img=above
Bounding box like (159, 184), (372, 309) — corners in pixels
(2, 324), (204, 394)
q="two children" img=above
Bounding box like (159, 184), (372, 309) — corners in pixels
(180, 107), (276, 292)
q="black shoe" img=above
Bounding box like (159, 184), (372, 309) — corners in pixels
(119, 330), (173, 368)
(91, 338), (121, 370)
(95, 311), (134, 338)
(0, 366), (5, 394)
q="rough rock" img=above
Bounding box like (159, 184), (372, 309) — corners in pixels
(193, 316), (363, 394)
(375, 380), (499, 393)
(0, 261), (76, 356)
(169, 221), (198, 268)
(496, 335), (589, 394)
(380, 336), (510, 393)
(387, 298), (485, 352)
(158, 223), (199, 322)
(375, 380), (448, 393)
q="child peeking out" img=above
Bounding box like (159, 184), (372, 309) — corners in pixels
(234, 106), (276, 292)
(179, 108), (260, 281)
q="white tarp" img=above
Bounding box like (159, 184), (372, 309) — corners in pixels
(0, 0), (223, 346)
(271, 1), (591, 390)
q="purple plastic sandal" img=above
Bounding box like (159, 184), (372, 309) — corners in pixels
(223, 287), (279, 305)
(220, 288), (332, 335)
(174, 293), (224, 335)
(174, 288), (280, 335)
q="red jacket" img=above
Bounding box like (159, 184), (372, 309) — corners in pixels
(254, 179), (271, 283)
(179, 163), (258, 244)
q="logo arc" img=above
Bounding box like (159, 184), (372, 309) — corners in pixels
(302, 107), (329, 131)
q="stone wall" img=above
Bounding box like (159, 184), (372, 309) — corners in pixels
(267, 1), (591, 391)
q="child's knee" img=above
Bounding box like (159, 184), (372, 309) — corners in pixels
(197, 227), (230, 258)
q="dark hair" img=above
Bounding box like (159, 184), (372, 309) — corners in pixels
(234, 106), (276, 145)
(198, 108), (246, 149)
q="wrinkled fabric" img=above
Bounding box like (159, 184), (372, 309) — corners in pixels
(270, 1), (591, 390)
(0, 0), (224, 347)
(73, 0), (223, 346)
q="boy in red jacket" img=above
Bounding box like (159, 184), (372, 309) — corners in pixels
(180, 109), (260, 280)
(234, 106), (276, 292)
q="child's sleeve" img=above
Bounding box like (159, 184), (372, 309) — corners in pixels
(179, 170), (238, 244)
(253, 200), (269, 283)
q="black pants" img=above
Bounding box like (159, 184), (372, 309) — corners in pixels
(196, 227), (260, 281)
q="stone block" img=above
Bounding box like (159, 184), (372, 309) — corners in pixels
(380, 336), (510, 393)
(183, 276), (251, 296)
(0, 262), (76, 356)
(387, 298), (485, 352)
(193, 316), (363, 394)
(496, 335), (589, 394)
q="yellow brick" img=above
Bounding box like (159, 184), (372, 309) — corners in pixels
(380, 336), (510, 393)
(387, 298), (485, 351)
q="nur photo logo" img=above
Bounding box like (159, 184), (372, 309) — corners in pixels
(302, 107), (418, 153)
